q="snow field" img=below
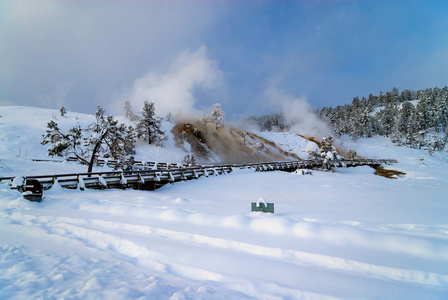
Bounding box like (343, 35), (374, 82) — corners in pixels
(1, 106), (448, 299)
(2, 157), (448, 299)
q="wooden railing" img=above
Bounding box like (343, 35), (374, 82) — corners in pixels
(0, 158), (397, 191)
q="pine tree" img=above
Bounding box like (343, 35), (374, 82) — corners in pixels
(368, 93), (378, 107)
(397, 101), (415, 134)
(83, 106), (136, 173)
(317, 85), (448, 151)
(124, 100), (140, 122)
(401, 89), (412, 101)
(42, 106), (135, 173)
(321, 134), (338, 170)
(41, 120), (70, 157)
(182, 154), (197, 165)
(378, 91), (384, 106)
(208, 103), (225, 129)
(360, 110), (373, 138)
(165, 112), (174, 122)
(379, 102), (398, 136)
(391, 87), (400, 103)
(60, 106), (67, 117)
(136, 101), (165, 145)
(351, 97), (361, 109)
(346, 148), (357, 160)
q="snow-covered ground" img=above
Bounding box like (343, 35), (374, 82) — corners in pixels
(370, 100), (420, 115)
(255, 131), (319, 160)
(1, 106), (448, 299)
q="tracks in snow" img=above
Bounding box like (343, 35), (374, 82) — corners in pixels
(4, 210), (448, 299)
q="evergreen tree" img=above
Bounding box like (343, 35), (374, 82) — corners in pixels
(246, 113), (289, 132)
(397, 101), (415, 134)
(360, 109), (374, 138)
(317, 85), (448, 151)
(208, 103), (225, 129)
(401, 89), (412, 101)
(42, 106), (135, 173)
(165, 112), (174, 122)
(367, 93), (378, 107)
(60, 106), (67, 117)
(136, 101), (165, 145)
(377, 91), (384, 106)
(390, 87), (400, 103)
(182, 154), (197, 165)
(346, 148), (357, 160)
(320, 134), (338, 170)
(83, 106), (136, 173)
(378, 102), (398, 136)
(41, 120), (70, 157)
(351, 97), (361, 109)
(124, 100), (140, 122)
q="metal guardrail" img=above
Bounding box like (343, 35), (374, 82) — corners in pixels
(0, 158), (397, 191)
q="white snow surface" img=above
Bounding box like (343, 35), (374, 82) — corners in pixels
(254, 131), (317, 159)
(370, 100), (420, 115)
(1, 106), (448, 299)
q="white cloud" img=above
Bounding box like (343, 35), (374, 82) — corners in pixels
(123, 46), (223, 119)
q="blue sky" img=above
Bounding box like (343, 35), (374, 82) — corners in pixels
(1, 0), (447, 120)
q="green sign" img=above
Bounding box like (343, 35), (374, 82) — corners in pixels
(251, 202), (274, 213)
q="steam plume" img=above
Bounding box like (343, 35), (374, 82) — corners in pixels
(267, 87), (332, 139)
(122, 46), (223, 119)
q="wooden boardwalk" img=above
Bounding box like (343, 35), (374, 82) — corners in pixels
(1, 158), (397, 192)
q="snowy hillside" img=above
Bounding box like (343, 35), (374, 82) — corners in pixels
(1, 106), (448, 299)
(0, 106), (190, 176)
(0, 106), (315, 176)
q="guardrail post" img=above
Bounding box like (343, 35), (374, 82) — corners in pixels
(98, 175), (107, 188)
(77, 175), (85, 191)
(168, 172), (175, 182)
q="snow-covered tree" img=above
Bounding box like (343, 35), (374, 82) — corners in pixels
(165, 112), (174, 122)
(248, 113), (288, 132)
(182, 154), (197, 165)
(254, 141), (265, 155)
(42, 106), (136, 173)
(321, 134), (334, 153)
(60, 106), (67, 117)
(136, 101), (165, 145)
(41, 120), (70, 157)
(320, 134), (339, 170)
(346, 148), (357, 160)
(205, 103), (225, 129)
(397, 101), (415, 135)
(124, 100), (140, 122)
(81, 106), (136, 173)
(318, 86), (448, 151)
(378, 102), (398, 136)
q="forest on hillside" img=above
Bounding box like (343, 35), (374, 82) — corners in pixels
(250, 86), (448, 151)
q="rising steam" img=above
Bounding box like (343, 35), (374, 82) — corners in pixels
(122, 46), (223, 119)
(266, 87), (333, 139)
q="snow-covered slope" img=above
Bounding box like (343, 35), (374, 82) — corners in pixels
(1, 106), (448, 299)
(0, 106), (314, 176)
(0, 106), (93, 160)
(370, 100), (420, 115)
(255, 131), (319, 160)
(0, 106), (190, 176)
